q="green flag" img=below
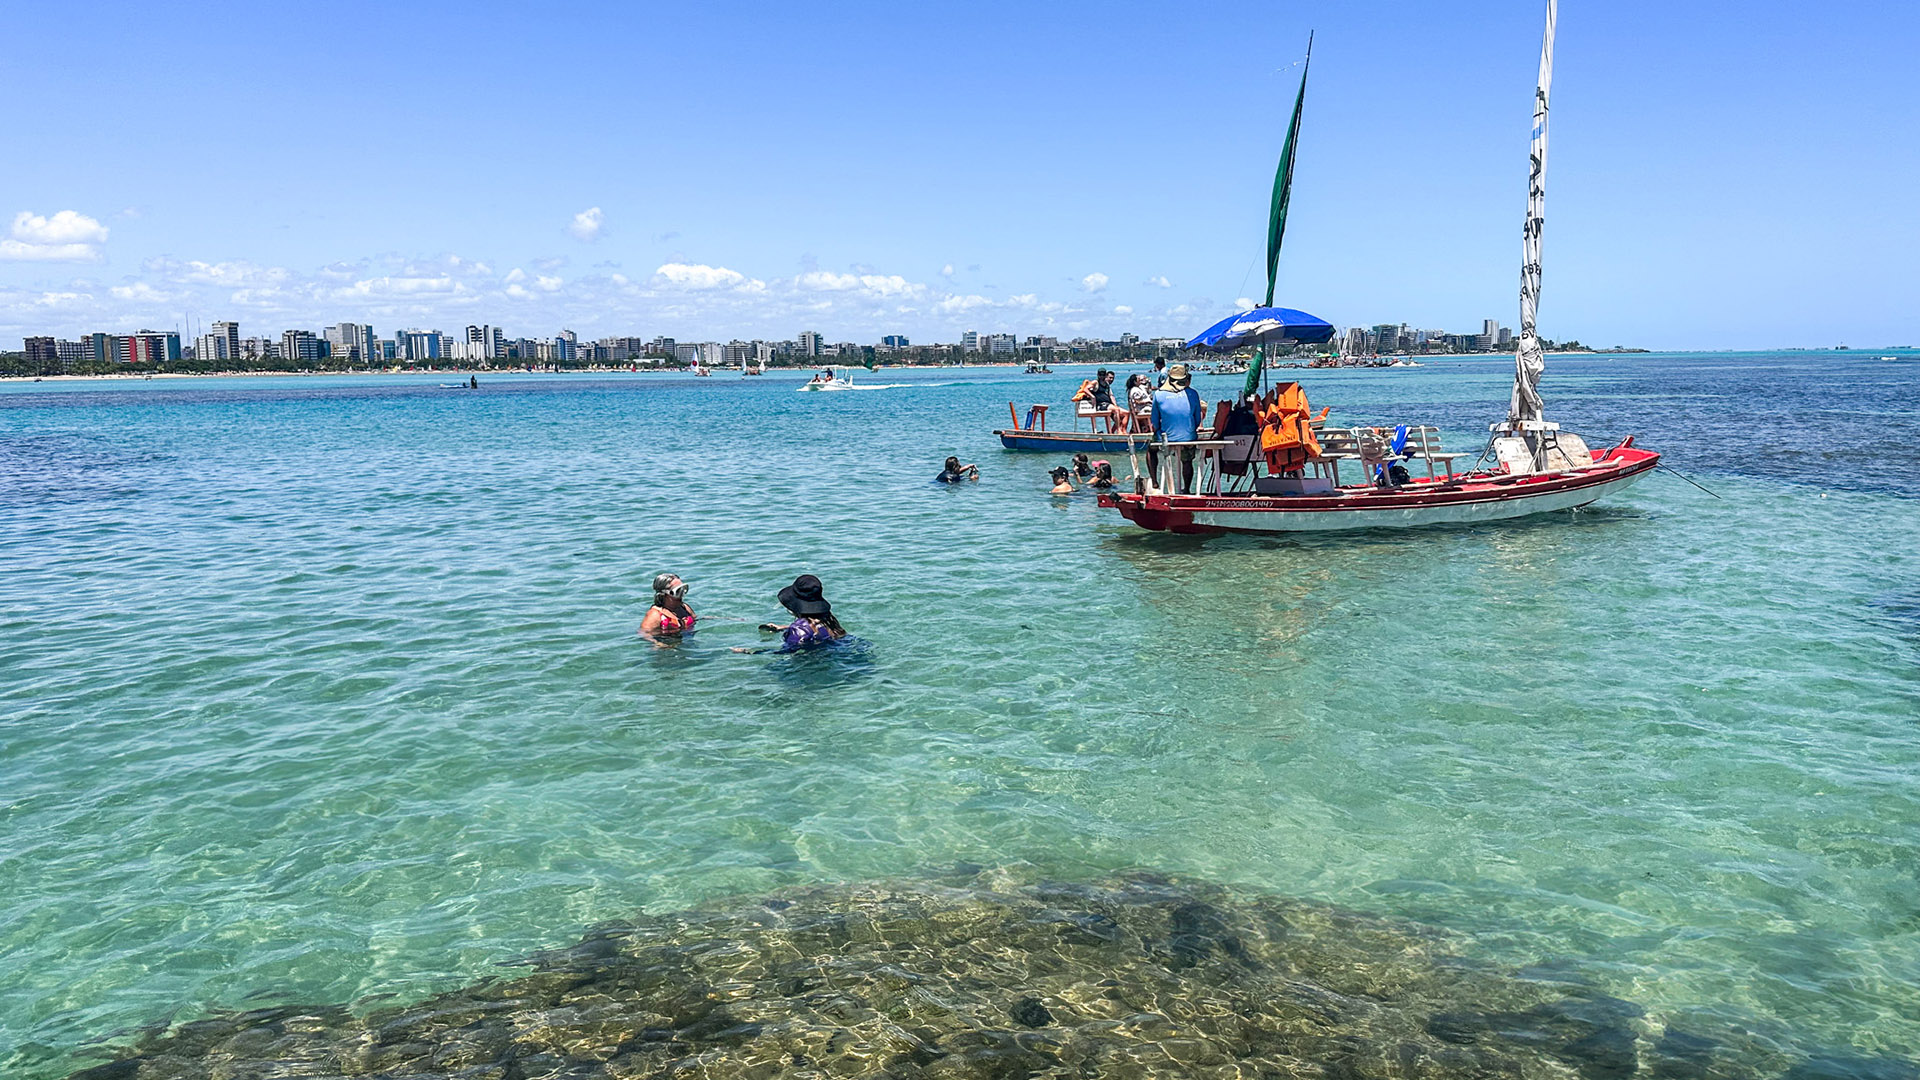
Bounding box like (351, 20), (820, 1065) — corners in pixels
(1247, 34), (1314, 402)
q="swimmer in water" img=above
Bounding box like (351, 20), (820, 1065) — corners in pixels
(638, 572), (695, 647)
(936, 456), (979, 483)
(1048, 465), (1076, 495)
(734, 574), (847, 653)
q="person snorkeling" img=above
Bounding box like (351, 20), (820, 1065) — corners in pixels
(638, 572), (695, 647)
(734, 574), (847, 653)
(936, 456), (980, 483)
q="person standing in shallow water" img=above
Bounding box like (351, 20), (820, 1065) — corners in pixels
(936, 456), (979, 483)
(638, 572), (695, 647)
(734, 574), (846, 653)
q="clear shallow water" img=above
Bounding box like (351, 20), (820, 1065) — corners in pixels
(2, 354), (1917, 1076)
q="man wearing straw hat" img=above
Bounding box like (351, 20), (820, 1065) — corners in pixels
(1150, 362), (1204, 493)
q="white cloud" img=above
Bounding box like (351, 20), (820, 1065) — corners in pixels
(795, 270), (921, 298)
(1235, 297), (1257, 311)
(2, 210), (110, 261)
(1114, 305), (1134, 316)
(335, 275), (464, 300)
(933, 293), (993, 314)
(34, 290), (92, 307)
(110, 282), (170, 302)
(652, 262), (764, 292)
(147, 258), (292, 288)
(504, 267), (527, 284)
(13, 210), (109, 245)
(940, 263), (955, 277)
(535, 275), (563, 292)
(1145, 275), (1172, 289)
(568, 207), (605, 242)
(1081, 272), (1109, 293)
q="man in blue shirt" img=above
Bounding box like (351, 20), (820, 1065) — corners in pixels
(1150, 363), (1204, 491)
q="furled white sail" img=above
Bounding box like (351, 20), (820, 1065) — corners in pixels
(1508, 0), (1557, 427)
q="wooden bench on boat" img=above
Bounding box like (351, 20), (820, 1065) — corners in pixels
(1308, 425), (1468, 486)
(1398, 426), (1469, 478)
(1075, 400), (1122, 433)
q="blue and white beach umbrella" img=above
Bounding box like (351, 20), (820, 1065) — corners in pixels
(1185, 306), (1335, 352)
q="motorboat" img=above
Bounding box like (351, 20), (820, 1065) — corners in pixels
(797, 368), (855, 392)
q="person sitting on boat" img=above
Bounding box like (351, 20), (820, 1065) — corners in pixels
(936, 456), (979, 484)
(638, 572), (695, 647)
(735, 574), (846, 653)
(1048, 465), (1076, 495)
(1150, 363), (1204, 491)
(1125, 373), (1155, 432)
(1086, 369), (1127, 431)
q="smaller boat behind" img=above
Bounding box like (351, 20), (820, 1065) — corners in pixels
(995, 399), (1147, 453)
(797, 367), (855, 392)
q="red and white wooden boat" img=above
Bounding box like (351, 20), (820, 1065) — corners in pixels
(1100, 0), (1659, 536)
(1098, 437), (1658, 534)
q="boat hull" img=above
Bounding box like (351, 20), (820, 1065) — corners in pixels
(994, 429), (1148, 453)
(1099, 447), (1659, 534)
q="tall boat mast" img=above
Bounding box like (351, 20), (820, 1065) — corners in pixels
(1506, 0), (1557, 434)
(1244, 34), (1313, 401)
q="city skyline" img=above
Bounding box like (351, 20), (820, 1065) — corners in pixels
(17, 314), (1530, 370)
(3, 0), (1916, 350)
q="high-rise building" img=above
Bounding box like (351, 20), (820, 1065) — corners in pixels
(329, 322), (375, 361)
(984, 333), (1017, 356)
(395, 330), (442, 361)
(466, 324), (504, 358)
(281, 329), (325, 362)
(24, 337), (57, 369)
(960, 330), (979, 352)
(210, 321), (241, 362)
(882, 334), (909, 348)
(117, 330), (180, 364)
(1496, 326), (1514, 347)
(798, 330), (823, 357)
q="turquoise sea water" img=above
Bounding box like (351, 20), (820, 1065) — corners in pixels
(2, 353), (1917, 1076)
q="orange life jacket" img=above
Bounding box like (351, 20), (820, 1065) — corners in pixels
(1256, 382), (1323, 475)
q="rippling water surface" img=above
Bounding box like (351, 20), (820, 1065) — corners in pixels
(2, 353), (1917, 1077)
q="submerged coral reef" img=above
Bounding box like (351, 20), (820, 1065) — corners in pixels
(67, 869), (1856, 1079)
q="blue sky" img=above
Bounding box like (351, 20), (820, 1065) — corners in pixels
(2, 0), (1914, 350)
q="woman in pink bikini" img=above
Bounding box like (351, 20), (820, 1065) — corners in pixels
(638, 572), (696, 646)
